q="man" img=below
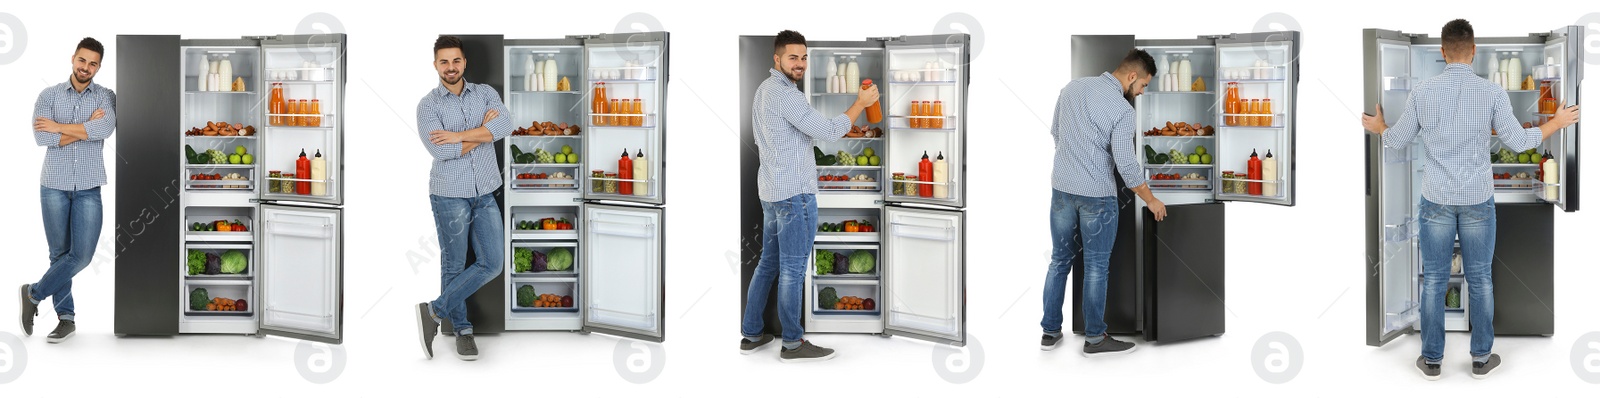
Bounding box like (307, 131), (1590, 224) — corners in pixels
(1040, 49), (1166, 357)
(741, 30), (878, 362)
(1361, 19), (1578, 380)
(22, 38), (115, 344)
(414, 35), (513, 361)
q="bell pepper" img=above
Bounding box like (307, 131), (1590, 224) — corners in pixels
(543, 218), (557, 230)
(843, 221), (858, 233)
(215, 220), (231, 232)
(860, 221), (873, 233)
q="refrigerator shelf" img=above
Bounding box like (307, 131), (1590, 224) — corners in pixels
(1491, 163), (1541, 167)
(1217, 192), (1288, 201)
(1142, 135), (1215, 139)
(510, 231), (579, 241)
(510, 180), (578, 189)
(816, 165), (881, 170)
(183, 278), (252, 286)
(185, 182), (254, 190)
(587, 124), (657, 130)
(1147, 181), (1211, 190)
(889, 80), (957, 86)
(184, 135), (257, 140)
(184, 274), (252, 281)
(815, 233), (879, 243)
(512, 163), (582, 168)
(510, 306), (578, 313)
(184, 91), (257, 95)
(511, 90), (582, 95)
(184, 310), (254, 317)
(1145, 164), (1212, 169)
(813, 309), (881, 315)
(1493, 179), (1535, 189)
(186, 164), (256, 169)
(819, 182), (880, 191)
(889, 127), (957, 133)
(1147, 91), (1215, 95)
(511, 272), (578, 280)
(814, 272), (879, 280)
(508, 135), (581, 140)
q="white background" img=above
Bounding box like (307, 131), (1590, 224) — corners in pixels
(0, 0), (1598, 394)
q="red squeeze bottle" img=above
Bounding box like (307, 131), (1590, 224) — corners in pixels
(618, 149), (634, 195)
(918, 151), (934, 197)
(1247, 149), (1263, 196)
(296, 148), (311, 195)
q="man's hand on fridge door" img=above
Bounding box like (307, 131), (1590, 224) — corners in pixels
(1361, 104), (1387, 135)
(1146, 198), (1167, 222)
(480, 109), (500, 127)
(855, 84), (879, 108)
(1541, 101), (1580, 139)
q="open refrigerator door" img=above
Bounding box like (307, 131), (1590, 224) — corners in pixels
(580, 204), (665, 342)
(1214, 31), (1296, 206)
(581, 32), (667, 206)
(1538, 26), (1582, 211)
(258, 34), (344, 206)
(882, 34), (967, 209)
(257, 204), (343, 344)
(1365, 29), (1421, 346)
(881, 206), (966, 346)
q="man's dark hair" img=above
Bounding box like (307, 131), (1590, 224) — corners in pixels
(75, 37), (104, 58)
(774, 30), (806, 55)
(434, 35), (464, 56)
(1441, 19), (1474, 57)
(1118, 49), (1157, 77)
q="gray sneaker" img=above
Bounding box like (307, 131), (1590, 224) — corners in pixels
(1417, 356), (1441, 381)
(20, 284), (38, 336)
(1041, 334), (1064, 351)
(415, 303), (438, 359)
(455, 334), (479, 361)
(1471, 354), (1501, 379)
(779, 340), (836, 363)
(741, 334), (774, 354)
(1082, 335), (1136, 357)
(46, 320), (74, 343)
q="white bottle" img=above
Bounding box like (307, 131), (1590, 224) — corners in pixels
(846, 57), (860, 94)
(525, 54), (538, 91)
(1508, 52), (1522, 89)
(1157, 55), (1168, 91)
(544, 56), (559, 91)
(197, 55), (211, 91)
(827, 56), (837, 79)
(1543, 156), (1559, 199)
(1262, 150), (1278, 197)
(1170, 58), (1181, 90)
(632, 149), (648, 196)
(933, 152), (949, 199)
(219, 56), (233, 91)
(1177, 55), (1192, 92)
(310, 149), (327, 196)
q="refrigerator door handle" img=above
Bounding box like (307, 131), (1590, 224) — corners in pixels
(889, 222), (955, 241)
(588, 219), (657, 238)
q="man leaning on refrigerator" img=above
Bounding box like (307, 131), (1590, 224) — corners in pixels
(741, 30), (878, 363)
(1039, 49), (1166, 357)
(21, 37), (116, 344)
(414, 35), (515, 361)
(1361, 19), (1579, 381)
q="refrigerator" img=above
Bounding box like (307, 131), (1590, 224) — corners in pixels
(445, 33), (668, 343)
(113, 34), (346, 344)
(739, 34), (970, 347)
(1068, 32), (1300, 343)
(1364, 27), (1581, 346)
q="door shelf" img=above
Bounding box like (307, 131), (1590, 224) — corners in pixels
(1217, 192), (1287, 201)
(511, 90), (582, 95)
(1146, 91), (1215, 95)
(185, 91), (257, 95)
(1147, 180), (1211, 190)
(184, 309), (254, 317)
(1532, 180), (1561, 202)
(1384, 218), (1417, 243)
(511, 179), (578, 189)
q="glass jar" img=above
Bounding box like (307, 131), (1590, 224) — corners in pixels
(1221, 171), (1235, 194)
(892, 172), (906, 194)
(268, 171), (283, 193)
(278, 170), (295, 194)
(609, 99), (621, 126)
(910, 101), (923, 129)
(603, 173), (619, 194)
(309, 99), (322, 127)
(591, 170), (605, 193)
(902, 174), (918, 196)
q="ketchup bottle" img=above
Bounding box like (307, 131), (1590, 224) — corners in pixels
(295, 148), (311, 195)
(1246, 149), (1263, 196)
(918, 151), (934, 197)
(618, 149), (634, 195)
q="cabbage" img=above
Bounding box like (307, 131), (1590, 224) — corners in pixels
(547, 247), (573, 271)
(848, 250), (875, 274)
(220, 250), (248, 274)
(516, 285), (536, 307)
(814, 250), (834, 274)
(531, 250), (548, 272)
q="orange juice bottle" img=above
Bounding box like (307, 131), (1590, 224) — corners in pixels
(309, 99), (322, 127)
(593, 83), (608, 126)
(609, 99), (621, 126)
(910, 101), (923, 128)
(932, 101), (944, 129)
(1262, 99), (1273, 127)
(632, 98), (643, 126)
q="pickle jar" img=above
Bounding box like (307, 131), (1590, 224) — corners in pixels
(591, 170), (605, 193)
(603, 173), (619, 194)
(268, 171), (283, 193)
(1221, 171), (1236, 194)
(891, 172), (906, 195)
(902, 174), (918, 196)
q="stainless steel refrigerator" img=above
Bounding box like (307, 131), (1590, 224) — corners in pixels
(739, 34), (970, 346)
(1068, 32), (1300, 343)
(447, 33), (668, 343)
(1364, 27), (1582, 346)
(114, 34), (346, 344)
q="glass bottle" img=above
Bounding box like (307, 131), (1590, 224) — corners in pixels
(910, 101), (923, 129)
(309, 99), (322, 127)
(1262, 99), (1273, 127)
(593, 82), (608, 126)
(932, 101), (944, 129)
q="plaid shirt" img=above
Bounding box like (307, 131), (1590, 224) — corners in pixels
(1383, 63), (1540, 206)
(752, 68), (850, 202)
(34, 80), (116, 191)
(417, 81), (514, 198)
(1051, 72), (1147, 198)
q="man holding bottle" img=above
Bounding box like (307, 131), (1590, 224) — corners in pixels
(414, 35), (514, 361)
(1362, 19), (1579, 380)
(741, 30), (878, 362)
(1040, 49), (1165, 356)
(21, 38), (115, 344)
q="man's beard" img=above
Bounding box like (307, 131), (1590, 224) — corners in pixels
(74, 70), (92, 84)
(1124, 80), (1136, 107)
(440, 71), (462, 85)
(785, 68), (804, 82)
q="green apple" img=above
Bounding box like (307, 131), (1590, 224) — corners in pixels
(235, 145), (247, 155)
(1194, 145), (1207, 156)
(856, 155), (869, 166)
(1188, 154), (1200, 164)
(555, 153), (568, 164)
(561, 145), (573, 155)
(242, 154), (254, 165)
(567, 153), (580, 164)
(228, 154), (241, 164)
(863, 147), (875, 157)
(1200, 154), (1212, 164)
(869, 155), (880, 166)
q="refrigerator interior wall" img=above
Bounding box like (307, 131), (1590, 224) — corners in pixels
(1138, 46), (1217, 203)
(808, 47), (886, 195)
(582, 206), (663, 338)
(182, 46), (261, 193)
(584, 43), (663, 202)
(506, 45), (587, 196)
(259, 45), (342, 202)
(1411, 43), (1558, 203)
(1215, 43), (1292, 202)
(885, 46), (963, 205)
(258, 206), (341, 340)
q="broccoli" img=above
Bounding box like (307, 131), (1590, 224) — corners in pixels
(819, 287), (840, 309)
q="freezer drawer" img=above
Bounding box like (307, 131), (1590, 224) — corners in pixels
(1140, 203), (1226, 343)
(1491, 204), (1554, 336)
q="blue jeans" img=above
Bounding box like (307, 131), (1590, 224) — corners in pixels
(428, 193), (504, 336)
(1041, 190), (1118, 337)
(1418, 197), (1495, 362)
(31, 186), (103, 322)
(741, 194), (817, 343)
